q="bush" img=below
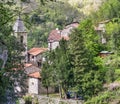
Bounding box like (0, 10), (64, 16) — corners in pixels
(23, 95), (32, 104)
(33, 97), (39, 104)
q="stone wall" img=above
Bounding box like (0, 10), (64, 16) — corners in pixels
(19, 96), (84, 104)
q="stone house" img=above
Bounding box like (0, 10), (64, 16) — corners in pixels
(61, 22), (79, 37)
(27, 47), (48, 67)
(24, 63), (55, 95)
(24, 63), (41, 95)
(12, 16), (51, 95)
(95, 20), (110, 44)
(12, 16), (79, 96)
(48, 29), (62, 50)
(48, 22), (79, 50)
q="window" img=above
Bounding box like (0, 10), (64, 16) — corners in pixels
(20, 36), (23, 44)
(32, 56), (34, 59)
(37, 61), (42, 67)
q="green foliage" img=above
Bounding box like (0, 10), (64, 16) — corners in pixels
(85, 91), (112, 104)
(115, 69), (120, 81)
(23, 95), (32, 102)
(84, 0), (120, 102)
(42, 39), (73, 98)
(96, 0), (120, 21)
(16, 99), (20, 104)
(41, 51), (53, 96)
(0, 2), (26, 102)
(27, 1), (83, 48)
(33, 97), (39, 104)
(69, 19), (105, 100)
(85, 87), (120, 104)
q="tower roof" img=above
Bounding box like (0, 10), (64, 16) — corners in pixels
(13, 16), (26, 32)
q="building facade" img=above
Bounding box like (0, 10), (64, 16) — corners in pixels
(48, 22), (78, 50)
(13, 15), (28, 62)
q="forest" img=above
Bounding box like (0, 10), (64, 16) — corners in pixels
(0, 0), (120, 104)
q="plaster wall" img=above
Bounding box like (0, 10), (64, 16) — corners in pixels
(28, 77), (38, 94)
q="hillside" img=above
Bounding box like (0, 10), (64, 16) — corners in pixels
(59, 0), (104, 15)
(13, 0), (104, 15)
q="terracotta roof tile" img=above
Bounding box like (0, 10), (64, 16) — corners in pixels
(48, 30), (70, 42)
(48, 23), (79, 42)
(65, 22), (79, 28)
(24, 63), (32, 67)
(25, 64), (40, 74)
(29, 72), (41, 78)
(28, 48), (48, 56)
(48, 30), (61, 42)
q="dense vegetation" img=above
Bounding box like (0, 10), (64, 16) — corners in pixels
(0, 1), (26, 102)
(42, 0), (120, 103)
(27, 1), (83, 48)
(85, 0), (120, 103)
(1, 0), (120, 103)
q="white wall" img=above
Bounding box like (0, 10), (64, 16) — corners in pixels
(61, 27), (73, 37)
(28, 77), (38, 94)
(48, 41), (59, 50)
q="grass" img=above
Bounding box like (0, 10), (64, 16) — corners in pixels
(41, 93), (60, 98)
(115, 69), (120, 81)
(85, 87), (120, 104)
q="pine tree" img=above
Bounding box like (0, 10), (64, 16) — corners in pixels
(70, 19), (105, 100)
(41, 52), (53, 97)
(42, 39), (73, 98)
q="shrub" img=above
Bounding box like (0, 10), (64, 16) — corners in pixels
(23, 95), (32, 104)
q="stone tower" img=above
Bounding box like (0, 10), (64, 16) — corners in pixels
(13, 15), (27, 62)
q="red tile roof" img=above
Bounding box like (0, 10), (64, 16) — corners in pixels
(65, 22), (79, 28)
(24, 63), (41, 78)
(48, 30), (70, 42)
(48, 23), (79, 42)
(29, 72), (41, 78)
(28, 48), (48, 56)
(48, 30), (61, 42)
(24, 63), (32, 67)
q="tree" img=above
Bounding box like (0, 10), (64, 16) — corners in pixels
(0, 2), (27, 103)
(91, 0), (120, 22)
(41, 52), (53, 97)
(53, 39), (73, 99)
(27, 0), (83, 48)
(42, 39), (73, 98)
(0, 0), (56, 102)
(69, 19), (105, 100)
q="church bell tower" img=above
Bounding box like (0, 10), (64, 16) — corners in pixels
(13, 15), (27, 62)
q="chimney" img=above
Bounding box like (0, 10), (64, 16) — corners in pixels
(56, 28), (59, 30)
(56, 28), (60, 34)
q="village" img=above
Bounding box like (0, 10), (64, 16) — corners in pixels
(1, 0), (120, 104)
(9, 14), (113, 102)
(12, 15), (80, 95)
